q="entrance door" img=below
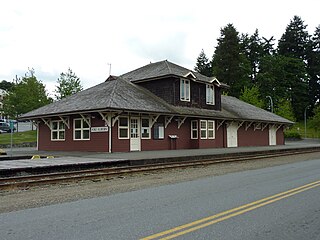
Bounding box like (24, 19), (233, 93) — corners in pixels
(269, 125), (277, 146)
(227, 122), (238, 147)
(130, 117), (141, 151)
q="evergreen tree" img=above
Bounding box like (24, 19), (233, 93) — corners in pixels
(307, 26), (320, 108)
(55, 68), (83, 100)
(278, 15), (310, 60)
(3, 70), (51, 118)
(194, 49), (212, 77)
(275, 98), (296, 122)
(212, 24), (251, 97)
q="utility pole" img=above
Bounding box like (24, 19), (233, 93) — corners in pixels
(107, 63), (111, 76)
(304, 105), (310, 139)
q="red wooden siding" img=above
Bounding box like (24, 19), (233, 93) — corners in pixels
(238, 125), (269, 147)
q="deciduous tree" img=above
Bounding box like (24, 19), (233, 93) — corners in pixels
(55, 68), (83, 100)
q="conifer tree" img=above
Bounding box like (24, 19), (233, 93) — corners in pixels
(194, 49), (212, 77)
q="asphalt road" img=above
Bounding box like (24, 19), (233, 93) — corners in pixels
(1, 159), (320, 240)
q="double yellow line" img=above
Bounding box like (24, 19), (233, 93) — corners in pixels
(141, 179), (320, 240)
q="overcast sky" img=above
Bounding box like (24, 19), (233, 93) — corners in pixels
(1, 0), (319, 96)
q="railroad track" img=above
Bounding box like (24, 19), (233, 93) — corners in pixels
(1, 148), (320, 191)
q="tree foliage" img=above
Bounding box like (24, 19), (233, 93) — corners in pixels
(275, 98), (296, 122)
(3, 70), (52, 118)
(309, 105), (320, 131)
(0, 80), (14, 92)
(54, 68), (83, 100)
(194, 49), (212, 77)
(212, 24), (251, 97)
(239, 85), (264, 108)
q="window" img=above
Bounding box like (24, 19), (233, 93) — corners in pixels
(191, 120), (198, 139)
(206, 84), (215, 105)
(118, 117), (129, 139)
(208, 120), (215, 139)
(154, 123), (164, 139)
(200, 120), (207, 139)
(51, 120), (65, 141)
(141, 117), (150, 139)
(180, 79), (190, 101)
(73, 118), (90, 140)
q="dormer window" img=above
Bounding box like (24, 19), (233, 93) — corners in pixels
(206, 84), (215, 105)
(180, 79), (190, 101)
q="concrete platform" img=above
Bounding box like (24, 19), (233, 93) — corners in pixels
(0, 139), (319, 176)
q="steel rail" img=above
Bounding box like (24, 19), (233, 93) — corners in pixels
(0, 148), (319, 191)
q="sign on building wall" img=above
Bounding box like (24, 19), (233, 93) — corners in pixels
(91, 127), (108, 132)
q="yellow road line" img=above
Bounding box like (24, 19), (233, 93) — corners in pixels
(141, 180), (320, 240)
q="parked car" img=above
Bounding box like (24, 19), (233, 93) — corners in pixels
(0, 122), (16, 133)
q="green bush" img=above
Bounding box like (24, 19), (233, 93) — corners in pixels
(284, 131), (302, 139)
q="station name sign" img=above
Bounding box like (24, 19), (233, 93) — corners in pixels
(91, 126), (108, 132)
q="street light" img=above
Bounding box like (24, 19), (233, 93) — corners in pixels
(266, 96), (273, 113)
(304, 105), (310, 139)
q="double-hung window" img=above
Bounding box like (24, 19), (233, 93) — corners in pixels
(74, 118), (90, 140)
(141, 117), (150, 139)
(200, 120), (207, 139)
(206, 84), (215, 105)
(191, 120), (198, 139)
(154, 123), (164, 139)
(208, 120), (215, 139)
(118, 117), (129, 139)
(51, 120), (65, 141)
(180, 79), (190, 101)
(200, 120), (215, 139)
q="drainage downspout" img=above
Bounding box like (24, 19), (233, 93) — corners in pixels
(108, 115), (112, 153)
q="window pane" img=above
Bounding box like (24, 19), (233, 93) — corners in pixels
(185, 80), (190, 100)
(119, 117), (128, 127)
(52, 131), (58, 139)
(83, 120), (89, 129)
(59, 131), (65, 140)
(75, 130), (81, 139)
(141, 118), (149, 127)
(75, 120), (81, 129)
(192, 130), (197, 139)
(83, 130), (90, 139)
(201, 130), (207, 138)
(208, 121), (214, 129)
(52, 122), (58, 130)
(208, 130), (214, 138)
(181, 80), (185, 99)
(59, 122), (65, 130)
(191, 121), (197, 129)
(200, 121), (207, 129)
(141, 128), (149, 138)
(120, 128), (128, 138)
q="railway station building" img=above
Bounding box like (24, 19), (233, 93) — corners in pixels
(20, 60), (293, 152)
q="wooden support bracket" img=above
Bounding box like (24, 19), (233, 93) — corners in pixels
(254, 122), (261, 131)
(80, 114), (91, 127)
(237, 121), (245, 130)
(165, 116), (174, 128)
(245, 121), (253, 131)
(217, 120), (225, 130)
(177, 117), (187, 129)
(150, 114), (160, 127)
(262, 123), (269, 131)
(41, 118), (52, 130)
(59, 116), (70, 129)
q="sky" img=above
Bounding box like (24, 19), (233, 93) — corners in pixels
(1, 0), (319, 97)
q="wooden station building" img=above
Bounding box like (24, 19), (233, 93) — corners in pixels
(20, 60), (292, 152)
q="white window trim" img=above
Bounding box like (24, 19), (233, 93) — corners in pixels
(153, 123), (164, 139)
(73, 118), (90, 141)
(118, 116), (129, 139)
(208, 120), (215, 139)
(200, 120), (207, 139)
(191, 120), (198, 139)
(141, 117), (151, 139)
(51, 120), (65, 141)
(206, 84), (215, 105)
(180, 79), (190, 102)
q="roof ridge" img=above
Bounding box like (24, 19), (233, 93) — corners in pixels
(164, 60), (172, 74)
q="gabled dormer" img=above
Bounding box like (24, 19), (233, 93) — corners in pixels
(120, 60), (229, 111)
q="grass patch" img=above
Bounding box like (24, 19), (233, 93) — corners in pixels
(0, 130), (37, 145)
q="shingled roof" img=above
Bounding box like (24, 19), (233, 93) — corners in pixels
(20, 75), (292, 125)
(121, 60), (229, 88)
